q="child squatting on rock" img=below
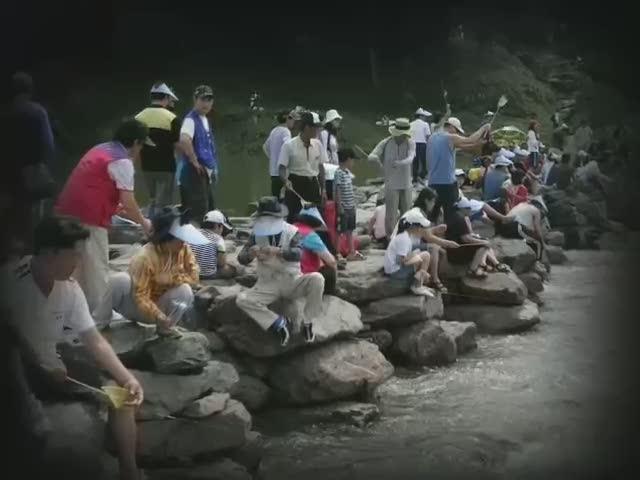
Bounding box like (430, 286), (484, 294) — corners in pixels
(235, 197), (325, 347)
(383, 209), (436, 297)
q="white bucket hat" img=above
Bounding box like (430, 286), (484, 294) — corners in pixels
(389, 118), (412, 137)
(455, 168), (466, 177)
(150, 82), (179, 101)
(415, 107), (432, 117)
(445, 117), (465, 134)
(323, 109), (342, 125)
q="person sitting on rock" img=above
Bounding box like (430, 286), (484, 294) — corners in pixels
(497, 199), (548, 261)
(506, 169), (529, 211)
(236, 197), (324, 347)
(190, 209), (237, 280)
(390, 187), (460, 293)
(455, 168), (512, 224)
(383, 209), (436, 297)
(367, 195), (387, 245)
(94, 206), (207, 336)
(2, 215), (144, 480)
(446, 198), (510, 279)
(293, 206), (338, 294)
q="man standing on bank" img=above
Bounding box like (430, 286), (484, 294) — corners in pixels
(278, 111), (328, 222)
(179, 85), (219, 223)
(135, 82), (181, 217)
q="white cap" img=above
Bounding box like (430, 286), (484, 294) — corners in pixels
(456, 198), (474, 209)
(150, 83), (178, 101)
(402, 209), (431, 228)
(323, 109), (342, 125)
(494, 155), (513, 167)
(513, 146), (530, 156)
(445, 117), (465, 134)
(498, 148), (516, 159)
(415, 107), (432, 117)
(203, 210), (232, 230)
(455, 168), (466, 177)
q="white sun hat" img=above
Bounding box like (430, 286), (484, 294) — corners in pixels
(323, 109), (343, 125)
(415, 107), (432, 117)
(169, 220), (209, 245)
(455, 168), (466, 177)
(445, 117), (465, 134)
(402, 208), (431, 228)
(150, 82), (179, 101)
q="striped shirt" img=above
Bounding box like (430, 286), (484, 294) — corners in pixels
(334, 167), (355, 210)
(190, 230), (226, 278)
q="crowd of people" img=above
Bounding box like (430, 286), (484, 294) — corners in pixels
(2, 69), (601, 479)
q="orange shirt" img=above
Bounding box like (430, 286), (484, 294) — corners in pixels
(128, 243), (199, 322)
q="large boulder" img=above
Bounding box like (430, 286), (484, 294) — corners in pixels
(518, 272), (544, 294)
(391, 320), (457, 366)
(459, 271), (527, 306)
(336, 251), (408, 304)
(445, 300), (540, 334)
(198, 330), (227, 353)
(148, 458), (252, 480)
(138, 399), (252, 462)
(142, 332), (211, 374)
(489, 237), (536, 274)
(545, 230), (566, 247)
(546, 245), (568, 265)
(231, 375), (272, 412)
(181, 392), (230, 419)
(357, 329), (393, 353)
(360, 295), (444, 328)
(440, 321), (478, 354)
(101, 321), (156, 363)
(268, 339), (393, 405)
(133, 361), (239, 420)
(209, 295), (363, 358)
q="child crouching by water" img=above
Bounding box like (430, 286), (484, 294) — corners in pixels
(383, 209), (435, 297)
(190, 209), (237, 280)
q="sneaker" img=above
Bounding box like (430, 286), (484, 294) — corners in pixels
(269, 316), (290, 347)
(410, 284), (436, 298)
(303, 322), (316, 343)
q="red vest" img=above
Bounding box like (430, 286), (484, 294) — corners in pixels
(56, 142), (128, 227)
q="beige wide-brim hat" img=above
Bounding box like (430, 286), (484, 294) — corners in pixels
(389, 118), (412, 137)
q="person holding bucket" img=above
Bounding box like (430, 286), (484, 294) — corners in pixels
(2, 215), (144, 480)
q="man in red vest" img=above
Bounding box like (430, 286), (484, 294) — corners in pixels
(56, 119), (152, 311)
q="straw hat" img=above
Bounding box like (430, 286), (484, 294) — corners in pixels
(415, 107), (432, 117)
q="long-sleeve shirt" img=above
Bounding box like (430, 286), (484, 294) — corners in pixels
(129, 243), (199, 322)
(368, 136), (415, 190)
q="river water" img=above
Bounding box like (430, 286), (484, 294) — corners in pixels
(256, 242), (640, 479)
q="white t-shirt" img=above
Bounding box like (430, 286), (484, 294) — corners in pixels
(384, 231), (414, 274)
(320, 129), (340, 165)
(181, 115), (211, 139)
(410, 118), (431, 144)
(372, 205), (386, 240)
(2, 257), (96, 370)
(264, 125), (292, 177)
(108, 158), (135, 191)
(527, 130), (540, 153)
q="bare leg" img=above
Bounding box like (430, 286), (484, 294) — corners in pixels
(485, 248), (499, 267)
(470, 247), (489, 271)
(109, 407), (139, 480)
(482, 203), (509, 223)
(427, 245), (441, 284)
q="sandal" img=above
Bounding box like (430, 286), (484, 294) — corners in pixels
(429, 280), (448, 294)
(481, 264), (495, 273)
(346, 251), (366, 261)
(495, 263), (510, 273)
(467, 267), (488, 279)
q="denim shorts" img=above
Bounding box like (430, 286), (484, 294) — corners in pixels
(387, 264), (415, 283)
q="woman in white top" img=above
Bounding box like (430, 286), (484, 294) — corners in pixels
(527, 121), (544, 173)
(320, 109), (342, 165)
